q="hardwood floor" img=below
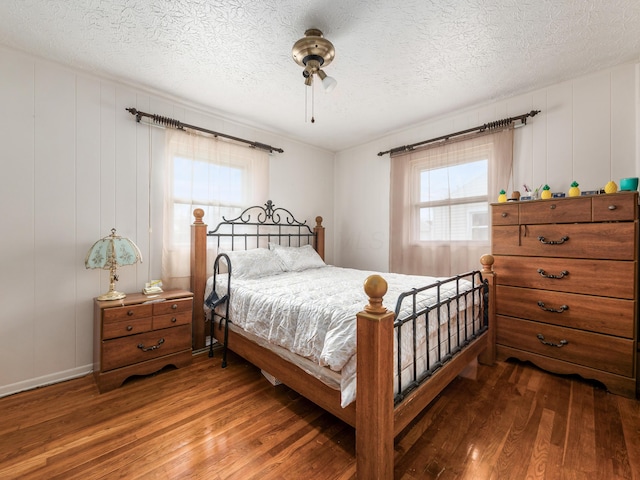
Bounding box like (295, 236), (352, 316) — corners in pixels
(1, 351), (639, 479)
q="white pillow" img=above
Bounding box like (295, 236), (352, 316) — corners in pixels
(269, 243), (326, 272)
(221, 248), (284, 279)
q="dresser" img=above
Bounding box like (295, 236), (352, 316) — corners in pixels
(93, 289), (193, 393)
(491, 192), (638, 398)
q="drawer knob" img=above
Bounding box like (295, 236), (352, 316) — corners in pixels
(537, 333), (568, 348)
(126, 325), (133, 331)
(501, 212), (508, 217)
(537, 301), (569, 313)
(537, 268), (569, 279)
(172, 304), (178, 310)
(550, 204), (556, 210)
(127, 310), (134, 316)
(537, 235), (569, 245)
(171, 317), (177, 323)
(608, 205), (617, 210)
(137, 338), (165, 352)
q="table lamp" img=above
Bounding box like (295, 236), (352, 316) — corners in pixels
(85, 228), (143, 301)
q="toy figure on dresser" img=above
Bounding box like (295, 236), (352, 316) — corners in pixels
(604, 180), (618, 194)
(568, 181), (580, 197)
(540, 184), (552, 199)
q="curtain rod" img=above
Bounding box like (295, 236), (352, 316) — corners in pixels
(377, 109), (541, 157)
(126, 108), (284, 154)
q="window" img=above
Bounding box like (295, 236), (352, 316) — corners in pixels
(170, 155), (247, 248)
(162, 130), (268, 289)
(415, 158), (488, 242)
(390, 129), (513, 276)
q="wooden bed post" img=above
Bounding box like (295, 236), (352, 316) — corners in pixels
(191, 208), (207, 350)
(478, 254), (496, 365)
(356, 275), (395, 479)
(314, 216), (325, 260)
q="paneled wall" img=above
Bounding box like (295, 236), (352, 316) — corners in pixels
(1, 42), (637, 397)
(334, 62), (639, 271)
(0, 46), (335, 396)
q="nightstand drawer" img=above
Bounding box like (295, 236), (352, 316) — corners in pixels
(103, 317), (153, 340)
(102, 324), (191, 371)
(153, 311), (191, 330)
(497, 316), (634, 377)
(103, 304), (153, 323)
(153, 298), (193, 315)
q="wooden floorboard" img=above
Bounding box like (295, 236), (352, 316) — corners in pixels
(0, 351), (638, 479)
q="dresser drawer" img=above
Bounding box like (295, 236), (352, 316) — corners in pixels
(153, 311), (191, 330)
(493, 255), (635, 299)
(103, 304), (153, 323)
(492, 222), (635, 260)
(592, 193), (638, 222)
(492, 203), (519, 225)
(496, 285), (635, 338)
(519, 197), (591, 224)
(103, 317), (153, 340)
(496, 316), (634, 377)
(101, 324), (191, 371)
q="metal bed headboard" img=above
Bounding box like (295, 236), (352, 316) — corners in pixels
(206, 200), (317, 251)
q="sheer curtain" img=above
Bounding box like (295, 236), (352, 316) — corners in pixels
(162, 129), (268, 289)
(390, 128), (513, 276)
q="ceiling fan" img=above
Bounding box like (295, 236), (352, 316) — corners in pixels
(292, 28), (337, 122)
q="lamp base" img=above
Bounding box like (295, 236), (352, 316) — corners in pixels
(97, 290), (127, 301)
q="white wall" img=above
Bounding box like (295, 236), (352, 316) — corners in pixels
(2, 41), (637, 397)
(0, 45), (335, 397)
(334, 62), (639, 272)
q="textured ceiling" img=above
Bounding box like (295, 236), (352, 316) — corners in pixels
(1, 0), (639, 151)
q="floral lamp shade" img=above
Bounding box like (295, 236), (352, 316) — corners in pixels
(85, 228), (142, 301)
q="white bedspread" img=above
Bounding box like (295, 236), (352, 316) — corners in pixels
(207, 265), (480, 407)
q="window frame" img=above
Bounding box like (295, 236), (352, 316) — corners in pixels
(410, 152), (490, 244)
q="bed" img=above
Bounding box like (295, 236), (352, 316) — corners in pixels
(190, 200), (496, 478)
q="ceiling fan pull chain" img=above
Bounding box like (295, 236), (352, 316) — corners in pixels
(311, 79), (315, 124)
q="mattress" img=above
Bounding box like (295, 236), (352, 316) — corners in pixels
(205, 265), (482, 407)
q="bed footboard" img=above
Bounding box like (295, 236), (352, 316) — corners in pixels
(355, 255), (495, 479)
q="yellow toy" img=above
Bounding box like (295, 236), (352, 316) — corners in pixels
(604, 180), (618, 194)
(540, 184), (552, 199)
(568, 181), (580, 197)
(498, 189), (507, 202)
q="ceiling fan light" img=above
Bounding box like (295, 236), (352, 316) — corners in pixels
(317, 69), (337, 92)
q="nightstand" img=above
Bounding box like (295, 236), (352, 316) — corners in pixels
(93, 289), (193, 393)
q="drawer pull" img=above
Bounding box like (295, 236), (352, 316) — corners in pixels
(501, 212), (508, 217)
(171, 317), (177, 323)
(172, 304), (178, 310)
(127, 310), (134, 316)
(537, 268), (569, 279)
(608, 205), (617, 210)
(126, 325), (134, 331)
(537, 334), (568, 348)
(537, 235), (569, 245)
(137, 338), (165, 352)
(537, 301), (569, 313)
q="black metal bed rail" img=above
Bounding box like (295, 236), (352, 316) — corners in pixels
(393, 271), (489, 405)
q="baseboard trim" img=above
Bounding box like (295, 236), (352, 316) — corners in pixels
(0, 364), (92, 398)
